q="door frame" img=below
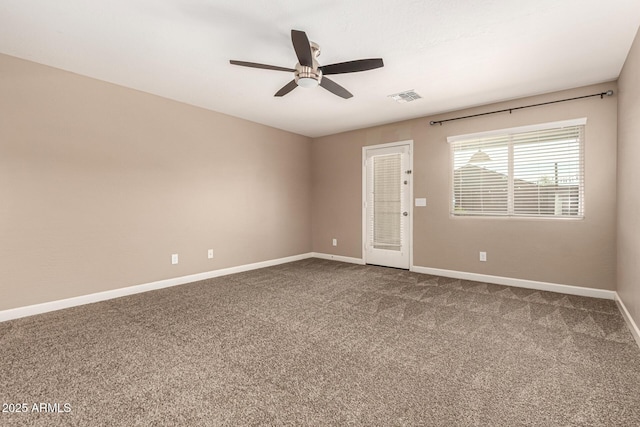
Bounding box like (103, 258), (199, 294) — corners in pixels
(362, 140), (414, 269)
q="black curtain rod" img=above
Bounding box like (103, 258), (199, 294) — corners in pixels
(429, 90), (614, 126)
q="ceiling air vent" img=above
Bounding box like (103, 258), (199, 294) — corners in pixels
(388, 90), (422, 103)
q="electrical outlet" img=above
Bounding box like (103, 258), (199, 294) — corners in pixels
(171, 254), (179, 265)
(479, 251), (487, 262)
(332, 238), (337, 247)
(208, 249), (214, 259)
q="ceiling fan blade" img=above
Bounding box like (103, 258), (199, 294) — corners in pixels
(274, 80), (298, 97)
(291, 30), (313, 67)
(320, 77), (353, 99)
(320, 58), (384, 75)
(230, 60), (294, 72)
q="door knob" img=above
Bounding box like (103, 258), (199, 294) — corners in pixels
(403, 212), (408, 216)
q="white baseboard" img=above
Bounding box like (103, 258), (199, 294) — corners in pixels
(1, 253), (622, 327)
(311, 252), (365, 265)
(0, 253), (314, 323)
(615, 293), (640, 348)
(411, 265), (616, 300)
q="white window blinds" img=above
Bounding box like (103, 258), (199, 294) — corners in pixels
(449, 119), (585, 218)
(372, 153), (402, 250)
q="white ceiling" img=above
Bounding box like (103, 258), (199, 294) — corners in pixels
(1, 0), (639, 138)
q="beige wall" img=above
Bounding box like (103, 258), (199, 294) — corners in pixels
(0, 54), (312, 311)
(0, 49), (624, 313)
(617, 28), (640, 325)
(312, 82), (618, 290)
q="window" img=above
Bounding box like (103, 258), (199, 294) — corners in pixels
(449, 118), (585, 218)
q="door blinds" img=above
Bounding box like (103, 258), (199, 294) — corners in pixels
(371, 153), (402, 250)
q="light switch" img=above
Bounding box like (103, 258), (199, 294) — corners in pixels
(415, 198), (427, 207)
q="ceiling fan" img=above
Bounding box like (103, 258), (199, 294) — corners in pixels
(230, 29), (384, 99)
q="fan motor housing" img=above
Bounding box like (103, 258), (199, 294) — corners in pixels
(295, 64), (322, 87)
(295, 41), (322, 87)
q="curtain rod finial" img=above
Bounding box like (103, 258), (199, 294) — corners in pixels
(606, 90), (614, 96)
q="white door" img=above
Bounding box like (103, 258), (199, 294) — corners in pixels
(363, 143), (412, 269)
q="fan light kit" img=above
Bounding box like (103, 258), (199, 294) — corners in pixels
(230, 30), (384, 99)
(297, 77), (319, 88)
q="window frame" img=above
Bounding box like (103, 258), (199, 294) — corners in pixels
(448, 118), (586, 220)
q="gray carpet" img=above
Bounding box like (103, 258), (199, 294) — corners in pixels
(2, 258), (640, 426)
